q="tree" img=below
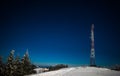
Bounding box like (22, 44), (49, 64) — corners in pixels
(6, 50), (15, 76)
(49, 64), (68, 71)
(13, 55), (23, 76)
(0, 56), (5, 76)
(21, 50), (34, 75)
(1, 49), (36, 76)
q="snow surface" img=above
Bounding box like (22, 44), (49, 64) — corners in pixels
(26, 67), (120, 76)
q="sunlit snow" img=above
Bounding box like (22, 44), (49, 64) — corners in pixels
(26, 67), (120, 76)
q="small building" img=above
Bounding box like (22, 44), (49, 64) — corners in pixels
(33, 68), (49, 74)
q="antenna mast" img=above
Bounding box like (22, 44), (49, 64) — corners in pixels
(90, 24), (96, 66)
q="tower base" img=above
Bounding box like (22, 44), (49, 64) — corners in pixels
(90, 64), (97, 67)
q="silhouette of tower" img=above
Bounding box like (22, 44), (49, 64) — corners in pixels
(90, 24), (96, 66)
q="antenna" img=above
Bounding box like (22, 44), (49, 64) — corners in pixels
(90, 24), (96, 66)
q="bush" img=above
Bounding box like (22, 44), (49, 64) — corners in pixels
(49, 64), (68, 71)
(111, 65), (120, 71)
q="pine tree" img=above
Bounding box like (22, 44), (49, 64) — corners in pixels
(2, 49), (36, 76)
(0, 56), (5, 76)
(13, 55), (22, 76)
(6, 50), (15, 76)
(21, 50), (33, 75)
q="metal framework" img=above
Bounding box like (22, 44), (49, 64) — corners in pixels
(90, 24), (96, 66)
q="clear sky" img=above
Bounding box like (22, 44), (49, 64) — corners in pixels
(0, 0), (120, 66)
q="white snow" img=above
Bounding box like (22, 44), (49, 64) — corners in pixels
(26, 67), (120, 76)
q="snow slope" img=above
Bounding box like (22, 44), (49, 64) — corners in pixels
(26, 67), (120, 76)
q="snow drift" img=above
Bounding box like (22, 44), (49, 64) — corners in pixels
(26, 66), (120, 76)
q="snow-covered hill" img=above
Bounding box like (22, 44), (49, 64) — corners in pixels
(26, 67), (120, 76)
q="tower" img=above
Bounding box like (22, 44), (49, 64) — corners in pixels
(90, 24), (96, 66)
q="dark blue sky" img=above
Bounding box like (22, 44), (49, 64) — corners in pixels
(0, 0), (120, 66)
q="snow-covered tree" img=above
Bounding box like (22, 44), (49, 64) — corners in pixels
(1, 49), (36, 76)
(21, 50), (33, 75)
(6, 50), (15, 76)
(0, 56), (5, 76)
(13, 55), (22, 75)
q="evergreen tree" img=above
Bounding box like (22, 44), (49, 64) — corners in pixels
(0, 49), (36, 76)
(21, 50), (33, 75)
(6, 50), (15, 76)
(13, 55), (22, 76)
(0, 56), (5, 76)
